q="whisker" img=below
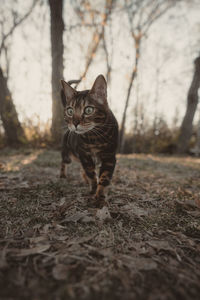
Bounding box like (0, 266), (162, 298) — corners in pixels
(90, 129), (101, 142)
(67, 131), (73, 146)
(96, 123), (116, 128)
(91, 128), (110, 143)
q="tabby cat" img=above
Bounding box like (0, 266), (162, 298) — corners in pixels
(60, 75), (118, 205)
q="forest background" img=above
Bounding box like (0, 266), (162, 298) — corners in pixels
(0, 0), (200, 154)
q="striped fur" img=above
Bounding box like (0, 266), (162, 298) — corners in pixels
(60, 75), (118, 205)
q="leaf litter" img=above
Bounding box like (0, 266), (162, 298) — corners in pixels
(0, 150), (200, 299)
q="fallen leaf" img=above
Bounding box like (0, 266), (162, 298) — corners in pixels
(58, 197), (67, 206)
(186, 210), (200, 217)
(122, 203), (148, 217)
(13, 244), (50, 257)
(61, 211), (87, 223)
(96, 206), (112, 222)
(195, 197), (200, 208)
(67, 234), (97, 246)
(52, 264), (68, 280)
(29, 236), (48, 244)
(175, 199), (200, 210)
(147, 240), (172, 251)
(0, 248), (8, 270)
(120, 255), (157, 271)
(81, 215), (95, 223)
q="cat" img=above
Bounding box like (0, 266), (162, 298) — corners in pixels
(60, 75), (118, 206)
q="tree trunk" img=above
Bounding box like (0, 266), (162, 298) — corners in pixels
(195, 117), (200, 156)
(119, 37), (141, 153)
(0, 67), (26, 146)
(49, 0), (64, 145)
(177, 56), (200, 153)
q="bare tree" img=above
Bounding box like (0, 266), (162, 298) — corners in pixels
(0, 68), (26, 146)
(177, 56), (200, 153)
(119, 0), (178, 153)
(49, 0), (64, 145)
(0, 0), (37, 146)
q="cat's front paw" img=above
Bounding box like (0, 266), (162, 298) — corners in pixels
(89, 182), (97, 195)
(60, 173), (66, 178)
(95, 192), (105, 200)
(94, 193), (107, 208)
(90, 187), (97, 195)
(95, 185), (106, 200)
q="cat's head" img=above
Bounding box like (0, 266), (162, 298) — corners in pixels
(61, 75), (108, 134)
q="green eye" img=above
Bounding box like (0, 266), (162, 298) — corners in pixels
(84, 106), (94, 115)
(67, 107), (73, 116)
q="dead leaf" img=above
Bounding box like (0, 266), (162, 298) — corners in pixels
(42, 224), (52, 234)
(52, 264), (68, 280)
(175, 199), (200, 210)
(0, 248), (8, 270)
(81, 215), (95, 223)
(67, 234), (97, 246)
(85, 244), (112, 257)
(120, 255), (157, 271)
(61, 210), (95, 224)
(147, 240), (172, 251)
(29, 236), (48, 244)
(19, 181), (29, 188)
(96, 206), (112, 222)
(13, 244), (50, 257)
(61, 211), (87, 223)
(195, 197), (200, 208)
(186, 210), (200, 217)
(122, 203), (148, 217)
(58, 197), (67, 206)
(12, 267), (26, 286)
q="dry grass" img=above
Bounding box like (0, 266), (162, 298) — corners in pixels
(0, 150), (200, 300)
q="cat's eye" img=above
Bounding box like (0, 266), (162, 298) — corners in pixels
(84, 106), (94, 115)
(66, 107), (73, 116)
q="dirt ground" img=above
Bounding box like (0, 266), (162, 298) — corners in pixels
(0, 149), (200, 300)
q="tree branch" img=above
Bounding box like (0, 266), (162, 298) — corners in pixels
(75, 0), (115, 88)
(0, 0), (38, 55)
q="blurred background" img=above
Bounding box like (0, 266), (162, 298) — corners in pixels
(0, 0), (200, 154)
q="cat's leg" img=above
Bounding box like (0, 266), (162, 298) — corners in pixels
(81, 169), (89, 184)
(60, 145), (71, 178)
(95, 155), (116, 202)
(60, 162), (67, 178)
(80, 156), (97, 194)
(60, 155), (71, 178)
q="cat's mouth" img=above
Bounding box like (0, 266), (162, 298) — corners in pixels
(75, 129), (86, 134)
(69, 125), (94, 135)
(75, 127), (94, 134)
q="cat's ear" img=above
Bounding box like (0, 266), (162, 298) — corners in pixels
(61, 80), (76, 104)
(89, 75), (107, 105)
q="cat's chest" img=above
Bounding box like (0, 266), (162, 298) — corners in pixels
(87, 141), (107, 152)
(87, 144), (106, 163)
(88, 144), (101, 157)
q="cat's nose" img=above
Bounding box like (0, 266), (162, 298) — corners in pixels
(73, 120), (80, 128)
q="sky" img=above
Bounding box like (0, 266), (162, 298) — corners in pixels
(2, 0), (200, 132)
